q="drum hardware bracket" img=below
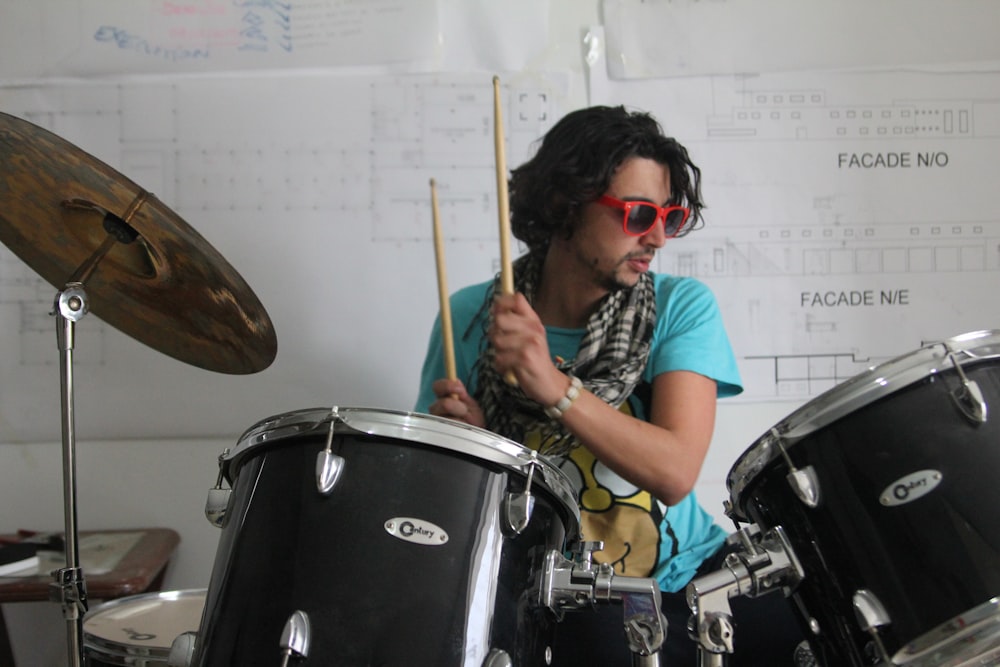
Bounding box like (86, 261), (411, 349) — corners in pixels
(317, 409), (346, 496)
(686, 611), (733, 667)
(504, 451), (538, 534)
(205, 448), (232, 527)
(279, 609), (311, 666)
(483, 648), (513, 667)
(942, 346), (988, 424)
(685, 525), (805, 664)
(623, 592), (669, 665)
(786, 466), (820, 509)
(852, 589), (893, 666)
(168, 630), (198, 667)
(49, 565), (89, 620)
(771, 429), (821, 509)
(536, 541), (667, 664)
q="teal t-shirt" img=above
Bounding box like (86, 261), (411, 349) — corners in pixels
(416, 272), (743, 593)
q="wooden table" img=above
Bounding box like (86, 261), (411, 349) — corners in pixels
(0, 528), (180, 665)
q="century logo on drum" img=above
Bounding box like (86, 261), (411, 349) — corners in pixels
(384, 517), (449, 546)
(879, 469), (942, 507)
(400, 521), (432, 538)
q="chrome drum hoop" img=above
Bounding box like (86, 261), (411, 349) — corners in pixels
(226, 406), (581, 536)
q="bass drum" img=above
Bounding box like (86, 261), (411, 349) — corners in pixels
(191, 407), (581, 667)
(729, 330), (1000, 667)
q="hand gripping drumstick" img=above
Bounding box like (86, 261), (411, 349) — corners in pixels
(493, 76), (519, 386)
(430, 178), (457, 384)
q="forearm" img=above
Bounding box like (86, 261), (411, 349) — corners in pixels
(550, 371), (717, 505)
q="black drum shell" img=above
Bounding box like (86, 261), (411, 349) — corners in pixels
(735, 360), (1000, 666)
(192, 418), (577, 666)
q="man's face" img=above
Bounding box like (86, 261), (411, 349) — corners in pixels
(560, 156), (673, 293)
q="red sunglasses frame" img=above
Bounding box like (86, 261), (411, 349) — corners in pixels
(597, 194), (690, 238)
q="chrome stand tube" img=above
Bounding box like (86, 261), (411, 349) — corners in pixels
(52, 284), (91, 667)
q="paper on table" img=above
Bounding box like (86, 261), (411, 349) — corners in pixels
(0, 543), (41, 577)
(23, 532), (144, 577)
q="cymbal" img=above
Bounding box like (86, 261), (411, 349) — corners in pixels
(0, 112), (277, 374)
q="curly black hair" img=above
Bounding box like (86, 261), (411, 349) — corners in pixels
(508, 105), (704, 254)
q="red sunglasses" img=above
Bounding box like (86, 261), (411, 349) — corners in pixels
(597, 195), (690, 238)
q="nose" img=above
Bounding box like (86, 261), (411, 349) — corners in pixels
(640, 217), (668, 248)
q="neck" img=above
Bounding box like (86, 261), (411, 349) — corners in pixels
(531, 248), (608, 329)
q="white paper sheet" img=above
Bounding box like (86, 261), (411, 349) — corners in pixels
(603, 0), (1000, 79)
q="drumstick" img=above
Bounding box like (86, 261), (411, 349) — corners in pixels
(493, 76), (518, 386)
(430, 178), (457, 383)
(493, 75), (515, 296)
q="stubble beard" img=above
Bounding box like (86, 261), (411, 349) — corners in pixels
(597, 257), (638, 293)
(574, 245), (645, 294)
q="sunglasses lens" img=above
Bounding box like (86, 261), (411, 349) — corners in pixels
(664, 208), (688, 236)
(625, 204), (659, 235)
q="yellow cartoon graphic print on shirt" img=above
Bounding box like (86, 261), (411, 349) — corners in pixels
(523, 400), (665, 579)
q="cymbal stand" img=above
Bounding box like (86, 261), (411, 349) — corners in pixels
(50, 207), (139, 667)
(52, 280), (90, 667)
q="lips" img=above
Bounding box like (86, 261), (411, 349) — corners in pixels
(626, 255), (653, 272)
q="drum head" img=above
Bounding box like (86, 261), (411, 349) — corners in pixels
(83, 589), (205, 664)
(226, 406), (581, 533)
(727, 330), (1000, 520)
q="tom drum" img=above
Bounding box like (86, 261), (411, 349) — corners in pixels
(191, 407), (581, 666)
(728, 330), (1000, 666)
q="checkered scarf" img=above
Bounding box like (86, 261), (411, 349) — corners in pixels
(472, 252), (656, 457)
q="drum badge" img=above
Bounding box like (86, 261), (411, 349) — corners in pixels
(879, 470), (942, 507)
(384, 517), (449, 545)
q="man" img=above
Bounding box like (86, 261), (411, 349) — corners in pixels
(416, 105), (804, 665)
